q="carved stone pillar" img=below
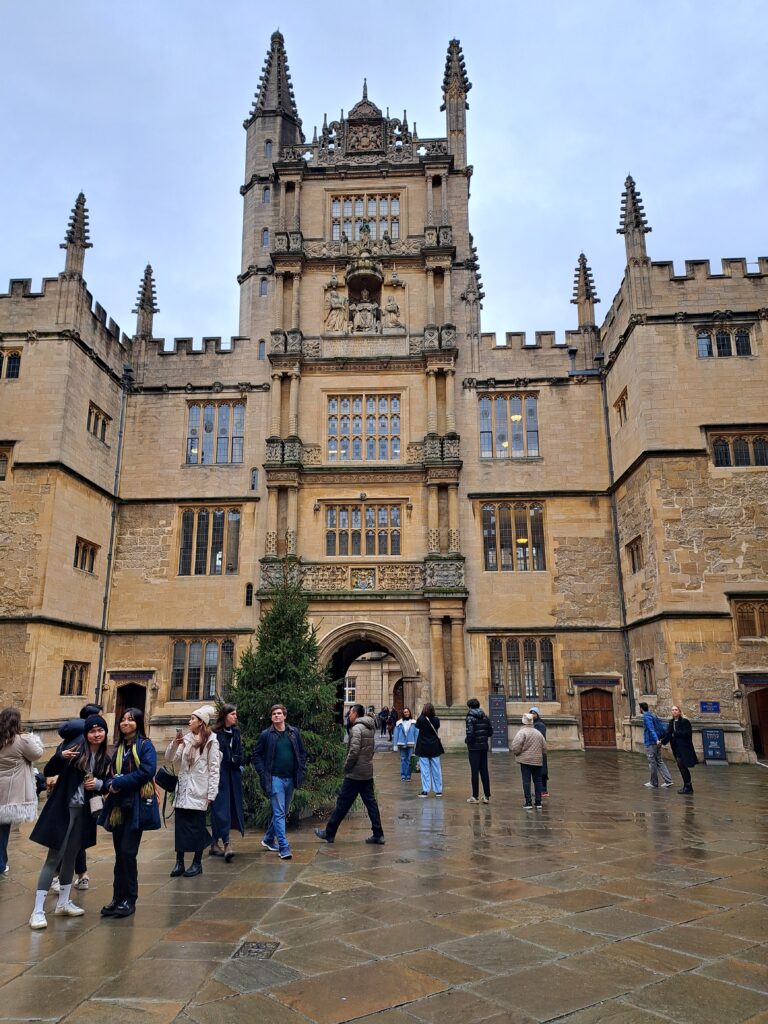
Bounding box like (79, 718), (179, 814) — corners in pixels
(293, 180), (302, 230)
(445, 368), (456, 432)
(291, 273), (301, 330)
(270, 372), (282, 436)
(279, 182), (286, 231)
(444, 267), (452, 321)
(430, 617), (446, 705)
(427, 484), (440, 554)
(275, 273), (284, 330)
(440, 173), (448, 224)
(288, 370), (300, 437)
(448, 483), (460, 552)
(450, 618), (467, 705)
(425, 175), (433, 226)
(426, 268), (435, 324)
(426, 369), (437, 435)
(266, 488), (278, 555)
(286, 486), (298, 555)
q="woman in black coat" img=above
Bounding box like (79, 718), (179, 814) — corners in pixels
(210, 704), (245, 862)
(465, 698), (493, 803)
(661, 705), (698, 794)
(415, 703), (443, 797)
(29, 714), (110, 928)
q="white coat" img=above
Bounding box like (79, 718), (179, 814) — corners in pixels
(166, 732), (221, 811)
(0, 732), (45, 824)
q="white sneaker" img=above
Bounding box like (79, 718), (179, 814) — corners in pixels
(29, 911), (48, 929)
(74, 876), (90, 890)
(524, 804), (533, 810)
(661, 781), (674, 788)
(467, 796), (479, 804)
(50, 877), (60, 893)
(481, 796), (490, 804)
(643, 782), (657, 788)
(1, 865), (8, 875)
(54, 901), (85, 917)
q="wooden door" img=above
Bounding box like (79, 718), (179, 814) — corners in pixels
(580, 688), (616, 747)
(748, 688), (768, 758)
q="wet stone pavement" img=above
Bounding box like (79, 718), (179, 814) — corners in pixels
(1, 750), (767, 1023)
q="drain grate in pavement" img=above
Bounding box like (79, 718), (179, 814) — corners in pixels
(232, 941), (280, 960)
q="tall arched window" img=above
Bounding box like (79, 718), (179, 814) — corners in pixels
(258, 339), (266, 360)
(262, 186), (271, 204)
(735, 329), (751, 356)
(259, 278), (268, 297)
(6, 352), (21, 378)
(261, 228), (269, 249)
(245, 583), (254, 607)
(715, 330), (732, 357)
(712, 439), (731, 467)
(733, 438), (751, 466)
(697, 331), (713, 358)
(264, 140), (273, 160)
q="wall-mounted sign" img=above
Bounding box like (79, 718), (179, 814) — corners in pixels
(699, 701), (720, 713)
(489, 694), (509, 753)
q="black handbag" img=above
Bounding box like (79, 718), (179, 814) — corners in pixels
(155, 765), (178, 793)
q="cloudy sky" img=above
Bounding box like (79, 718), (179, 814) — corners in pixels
(1, 1), (766, 344)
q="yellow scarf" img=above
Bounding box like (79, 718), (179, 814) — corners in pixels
(108, 740), (154, 827)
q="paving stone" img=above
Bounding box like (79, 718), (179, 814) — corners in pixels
(61, 1000), (185, 1024)
(213, 957), (300, 993)
(405, 988), (504, 1023)
(436, 931), (559, 974)
(697, 957), (768, 994)
(626, 973), (768, 1023)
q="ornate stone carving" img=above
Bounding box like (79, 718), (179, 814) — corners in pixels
(448, 529), (460, 551)
(425, 560), (465, 590)
(424, 226), (438, 247)
(286, 329), (303, 353)
(324, 287), (348, 332)
(428, 529), (440, 553)
(443, 436), (461, 460)
(270, 329), (287, 353)
(265, 533), (277, 557)
(303, 237), (422, 259)
(627, 314), (647, 327)
(674, 311), (687, 323)
(265, 439), (283, 463)
(382, 294), (405, 330)
(350, 290), (380, 333)
(351, 568), (376, 590)
(440, 324), (456, 348)
(283, 439), (302, 463)
(274, 232), (289, 252)
(424, 435), (442, 460)
(438, 226), (453, 246)
(378, 564), (425, 590)
(286, 530), (296, 554)
(302, 338), (321, 357)
(408, 335), (424, 356)
(758, 308), (768, 320)
(406, 441), (424, 464)
(302, 444), (321, 466)
(288, 231), (303, 252)
(301, 565), (348, 591)
(462, 377), (477, 390)
(424, 325), (440, 350)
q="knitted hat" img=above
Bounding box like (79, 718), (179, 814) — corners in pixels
(521, 713), (534, 726)
(191, 705), (215, 726)
(83, 714), (109, 735)
(529, 706), (540, 716)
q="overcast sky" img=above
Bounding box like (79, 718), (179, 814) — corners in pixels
(1, 1), (766, 344)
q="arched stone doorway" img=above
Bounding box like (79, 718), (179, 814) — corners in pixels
(318, 622), (419, 723)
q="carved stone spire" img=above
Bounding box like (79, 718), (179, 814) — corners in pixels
(441, 39), (471, 170)
(60, 192), (92, 277)
(571, 252), (600, 327)
(617, 174), (651, 262)
(133, 264), (159, 338)
(245, 30), (302, 132)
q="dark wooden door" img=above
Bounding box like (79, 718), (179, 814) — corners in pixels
(748, 688), (768, 757)
(580, 688), (616, 747)
(113, 683), (147, 741)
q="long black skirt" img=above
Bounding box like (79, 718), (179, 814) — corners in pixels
(174, 808), (211, 853)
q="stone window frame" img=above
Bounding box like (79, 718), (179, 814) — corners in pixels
(262, 186), (271, 204)
(259, 277), (269, 297)
(177, 506), (242, 577)
(245, 582), (254, 607)
(637, 658), (656, 695)
(0, 445), (11, 482)
(87, 403), (110, 445)
(696, 327), (752, 359)
(0, 349), (22, 379)
(480, 501), (547, 572)
(614, 388), (628, 427)
(60, 660), (89, 697)
(330, 191), (401, 242)
(73, 536), (99, 575)
(734, 600), (768, 640)
(326, 392), (402, 464)
(626, 536), (644, 574)
(264, 140), (273, 160)
(323, 501), (402, 557)
(169, 637), (235, 701)
(709, 430), (768, 469)
(185, 400), (245, 466)
(344, 675), (357, 704)
(478, 392), (540, 460)
(489, 636), (556, 701)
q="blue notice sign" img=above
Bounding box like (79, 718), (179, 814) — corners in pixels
(701, 728), (727, 763)
(488, 694), (510, 753)
(700, 701), (720, 714)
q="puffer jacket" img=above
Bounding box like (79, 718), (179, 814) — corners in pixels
(166, 732), (221, 810)
(344, 715), (377, 780)
(511, 725), (547, 766)
(0, 732), (44, 824)
(465, 708), (494, 750)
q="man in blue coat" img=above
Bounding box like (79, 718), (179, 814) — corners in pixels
(252, 705), (307, 860)
(639, 701), (673, 789)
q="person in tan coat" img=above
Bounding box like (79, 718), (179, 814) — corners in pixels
(511, 713), (547, 810)
(0, 707), (44, 876)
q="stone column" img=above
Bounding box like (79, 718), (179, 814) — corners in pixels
(430, 617), (446, 706)
(426, 268), (435, 324)
(448, 484), (460, 552)
(450, 618), (467, 705)
(445, 368), (456, 432)
(427, 484), (440, 554)
(444, 267), (452, 321)
(266, 487), (278, 555)
(270, 372), (282, 436)
(288, 370), (300, 436)
(286, 486), (298, 555)
(426, 369), (437, 434)
(293, 180), (302, 230)
(440, 173), (448, 224)
(291, 273), (301, 330)
(425, 175), (433, 226)
(275, 273), (284, 330)
(279, 182), (286, 231)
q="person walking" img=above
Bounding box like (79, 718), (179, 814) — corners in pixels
(378, 706), (390, 737)
(529, 707), (549, 797)
(660, 705), (698, 795)
(28, 714), (110, 929)
(639, 702), (674, 789)
(315, 704), (385, 845)
(0, 708), (44, 878)
(166, 705), (221, 879)
(386, 706), (397, 741)
(210, 704), (245, 862)
(252, 704), (307, 861)
(512, 713), (547, 809)
(415, 703), (443, 797)
(465, 698), (493, 804)
(392, 707), (418, 781)
(100, 707), (160, 918)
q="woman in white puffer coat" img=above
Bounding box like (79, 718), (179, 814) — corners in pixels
(165, 705), (220, 879)
(0, 707), (45, 876)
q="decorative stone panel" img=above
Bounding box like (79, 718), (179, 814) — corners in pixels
(424, 559), (465, 590)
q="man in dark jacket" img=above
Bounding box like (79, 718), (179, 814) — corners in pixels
(252, 705), (307, 860)
(315, 704), (385, 845)
(529, 706), (549, 797)
(465, 698), (493, 803)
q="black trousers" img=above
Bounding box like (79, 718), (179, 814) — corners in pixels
(468, 749), (490, 798)
(112, 823), (143, 903)
(325, 777), (384, 839)
(520, 763), (543, 805)
(676, 758), (692, 788)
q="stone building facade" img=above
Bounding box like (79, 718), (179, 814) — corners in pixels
(1, 33), (767, 760)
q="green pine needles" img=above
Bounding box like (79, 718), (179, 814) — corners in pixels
(233, 568), (345, 827)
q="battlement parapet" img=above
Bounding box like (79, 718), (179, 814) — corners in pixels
(651, 256), (768, 282)
(147, 336), (247, 356)
(482, 330), (573, 351)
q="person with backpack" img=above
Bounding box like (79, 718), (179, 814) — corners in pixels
(639, 702), (673, 789)
(464, 698), (493, 803)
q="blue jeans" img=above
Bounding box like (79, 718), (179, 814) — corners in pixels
(399, 747), (412, 779)
(419, 757), (443, 793)
(263, 776), (294, 855)
(0, 822), (10, 872)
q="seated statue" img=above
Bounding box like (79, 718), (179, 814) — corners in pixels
(383, 295), (405, 329)
(350, 289), (380, 334)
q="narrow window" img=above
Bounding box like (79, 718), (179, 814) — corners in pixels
(204, 641), (218, 698)
(210, 510), (225, 574)
(733, 438), (751, 467)
(6, 352), (21, 378)
(258, 339), (266, 360)
(735, 329), (751, 356)
(482, 504), (497, 570)
(221, 640), (235, 690)
(179, 509), (194, 575)
(494, 396), (509, 457)
(530, 503), (546, 570)
(540, 639), (555, 700)
(0, 452), (8, 481)
(525, 396), (539, 457)
(507, 639), (521, 698)
(713, 438), (731, 467)
(638, 658), (656, 694)
(259, 277), (268, 297)
(626, 536), (644, 573)
(201, 404), (215, 464)
(187, 404), (200, 464)
(216, 404), (231, 464)
(716, 330), (732, 357)
(498, 504), (513, 571)
(754, 438), (768, 466)
(697, 331), (713, 358)
(736, 603), (757, 638)
(225, 510), (240, 574)
(490, 638), (505, 695)
(262, 228), (269, 249)
(231, 404), (244, 463)
(250, 468), (259, 490)
(170, 641), (186, 699)
(514, 504), (530, 571)
(523, 639), (537, 699)
(245, 583), (254, 607)
(262, 186), (271, 204)
(509, 397), (524, 457)
(264, 140), (273, 160)
(194, 509), (210, 575)
(186, 641), (202, 700)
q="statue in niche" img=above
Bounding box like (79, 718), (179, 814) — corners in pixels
(350, 289), (380, 333)
(325, 287), (348, 332)
(359, 222), (371, 249)
(383, 294), (405, 329)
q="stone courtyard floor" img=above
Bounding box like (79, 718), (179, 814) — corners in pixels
(1, 750), (767, 1024)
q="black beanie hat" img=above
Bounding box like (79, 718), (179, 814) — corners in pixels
(83, 714), (108, 736)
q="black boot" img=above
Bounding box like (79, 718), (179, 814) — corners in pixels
(100, 898), (120, 917)
(183, 852), (203, 877)
(170, 854), (185, 877)
(678, 785), (694, 794)
(113, 899), (135, 917)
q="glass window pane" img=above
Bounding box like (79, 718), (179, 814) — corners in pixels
(194, 510), (209, 575)
(339, 531), (348, 555)
(525, 396), (539, 457)
(530, 503), (546, 570)
(713, 439), (731, 467)
(391, 529), (400, 555)
(524, 639), (537, 699)
(187, 405), (200, 465)
(541, 639), (555, 700)
(210, 511), (224, 574)
(495, 396), (509, 457)
(733, 438), (750, 466)
(365, 530), (375, 555)
(507, 640), (522, 698)
(187, 642), (202, 701)
(221, 640), (234, 691)
(482, 504), (497, 571)
(226, 510), (240, 574)
(515, 504), (530, 571)
(378, 530), (388, 554)
(510, 397), (524, 456)
(490, 639), (504, 695)
(171, 641), (186, 699)
(201, 404), (215, 464)
(326, 531), (336, 556)
(179, 509), (194, 575)
(697, 331), (713, 358)
(204, 641), (218, 698)
(365, 507), (375, 528)
(735, 330), (751, 356)
(499, 504), (513, 571)
(754, 438), (768, 466)
(716, 330), (732, 357)
(351, 531), (361, 555)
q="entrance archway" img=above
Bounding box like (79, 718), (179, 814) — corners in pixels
(747, 687), (768, 758)
(580, 688), (616, 747)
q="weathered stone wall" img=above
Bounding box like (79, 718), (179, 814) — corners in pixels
(110, 506), (175, 587)
(552, 533), (621, 626)
(616, 462), (661, 618)
(0, 469), (48, 616)
(0, 623), (31, 709)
